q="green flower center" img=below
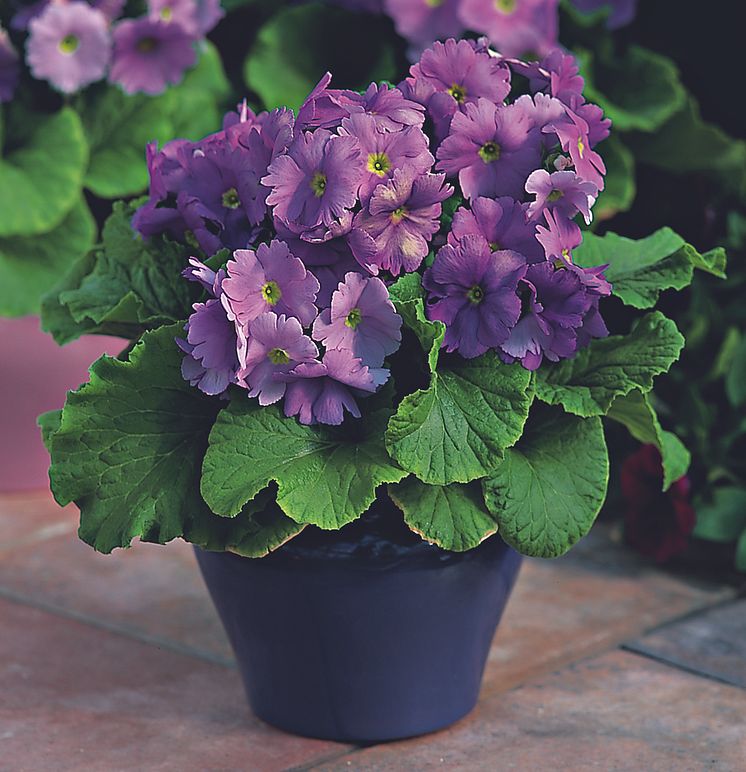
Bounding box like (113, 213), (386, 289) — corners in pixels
(489, 241), (501, 252)
(310, 171), (327, 197)
(479, 141), (501, 163)
(391, 206), (407, 224)
(547, 189), (564, 202)
(577, 136), (585, 159)
(448, 83), (467, 103)
(425, 0), (444, 6)
(160, 6), (173, 20)
(59, 34), (79, 54)
(367, 152), (391, 177)
(467, 285), (485, 304)
(261, 280), (282, 305)
(268, 348), (290, 365)
(221, 187), (241, 209)
(495, 0), (517, 12)
(345, 307), (363, 329)
(137, 36), (158, 54)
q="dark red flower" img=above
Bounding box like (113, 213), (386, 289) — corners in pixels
(621, 444), (696, 563)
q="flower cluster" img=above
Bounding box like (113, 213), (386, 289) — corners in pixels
(135, 38), (611, 424)
(0, 0), (223, 100)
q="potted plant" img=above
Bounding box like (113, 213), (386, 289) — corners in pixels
(41, 38), (721, 741)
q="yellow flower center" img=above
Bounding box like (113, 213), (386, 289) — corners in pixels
(448, 83), (467, 103)
(479, 141), (501, 163)
(367, 152), (391, 177)
(577, 136), (585, 159)
(261, 281), (282, 305)
(467, 285), (485, 304)
(59, 35), (79, 54)
(495, 0), (517, 12)
(345, 307), (363, 329)
(391, 206), (407, 224)
(547, 189), (564, 202)
(221, 187), (241, 209)
(310, 171), (327, 197)
(268, 348), (290, 365)
(160, 6), (173, 20)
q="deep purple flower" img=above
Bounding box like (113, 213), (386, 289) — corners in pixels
(282, 348), (388, 425)
(238, 312), (318, 405)
(383, 0), (464, 51)
(525, 169), (597, 224)
(449, 196), (543, 263)
(296, 72), (351, 130)
(437, 97), (542, 200)
(313, 273), (402, 368)
(535, 207), (583, 261)
(26, 1), (110, 94)
(572, 0), (637, 29)
(344, 81), (426, 131)
(221, 240), (320, 330)
(423, 234), (527, 358)
(457, 0), (559, 58)
(0, 27), (20, 102)
(355, 170), (453, 275)
(263, 129), (364, 232)
(148, 0), (224, 34)
(110, 17), (195, 95)
(339, 113), (433, 203)
(312, 258), (366, 309)
(501, 262), (591, 369)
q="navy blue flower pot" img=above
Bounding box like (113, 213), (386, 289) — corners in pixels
(194, 504), (522, 743)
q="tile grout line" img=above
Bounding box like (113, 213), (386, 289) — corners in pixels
(284, 746), (365, 771)
(0, 585), (237, 670)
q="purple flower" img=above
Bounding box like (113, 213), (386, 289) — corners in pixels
(449, 196), (544, 263)
(355, 170), (453, 275)
(535, 207), (583, 261)
(343, 81), (426, 131)
(423, 234), (527, 358)
(282, 348), (388, 425)
(437, 97), (542, 200)
(458, 0), (559, 59)
(501, 262), (592, 370)
(313, 272), (402, 368)
(0, 27), (20, 102)
(26, 2), (110, 94)
(572, 0), (637, 28)
(182, 255), (223, 294)
(263, 129), (364, 232)
(383, 0), (464, 50)
(296, 72), (351, 130)
(238, 312), (318, 405)
(178, 298), (241, 395)
(547, 110), (606, 190)
(338, 113), (434, 203)
(91, 0), (127, 22)
(110, 17), (195, 95)
(148, 0), (224, 34)
(525, 169), (598, 224)
(221, 240), (320, 330)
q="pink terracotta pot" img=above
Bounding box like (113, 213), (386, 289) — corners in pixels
(0, 317), (124, 492)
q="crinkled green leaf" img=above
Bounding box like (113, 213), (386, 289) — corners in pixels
(244, 3), (396, 111)
(389, 478), (497, 551)
(202, 398), (407, 529)
(38, 409), (62, 453)
(42, 202), (194, 344)
(536, 312), (684, 417)
(386, 353), (534, 485)
(0, 198), (95, 317)
(48, 324), (299, 555)
(0, 107), (88, 237)
(594, 136), (635, 220)
(606, 389), (690, 490)
(693, 487), (746, 544)
(483, 407), (609, 558)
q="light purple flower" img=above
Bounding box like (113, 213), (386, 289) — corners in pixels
(343, 81), (426, 131)
(535, 206), (583, 261)
(449, 196), (544, 263)
(238, 312), (318, 405)
(92, 0), (127, 22)
(525, 169), (598, 224)
(26, 1), (110, 94)
(437, 97), (542, 200)
(338, 113), (434, 203)
(547, 109), (606, 190)
(355, 170), (453, 275)
(282, 348), (388, 425)
(263, 129), (364, 232)
(313, 272), (402, 368)
(383, 0), (464, 51)
(457, 0), (559, 59)
(0, 27), (20, 102)
(423, 234), (527, 358)
(110, 17), (195, 95)
(221, 240), (320, 330)
(148, 0), (224, 36)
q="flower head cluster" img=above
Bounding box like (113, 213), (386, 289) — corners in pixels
(136, 39), (610, 424)
(3, 0), (223, 96)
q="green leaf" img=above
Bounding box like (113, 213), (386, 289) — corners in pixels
(49, 324), (301, 555)
(736, 530), (746, 573)
(688, 246), (727, 279)
(0, 198), (95, 317)
(0, 107), (88, 237)
(693, 487), (746, 543)
(594, 136), (635, 220)
(38, 409), (62, 453)
(725, 336), (746, 409)
(578, 45), (686, 133)
(606, 389), (690, 490)
(389, 478), (497, 551)
(536, 312), (685, 417)
(202, 398), (407, 529)
(385, 353), (534, 485)
(42, 202), (193, 344)
(483, 407), (609, 558)
(244, 3), (396, 111)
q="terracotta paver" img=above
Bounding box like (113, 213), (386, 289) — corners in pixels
(317, 649), (746, 771)
(0, 491), (77, 549)
(0, 597), (351, 771)
(627, 598), (746, 689)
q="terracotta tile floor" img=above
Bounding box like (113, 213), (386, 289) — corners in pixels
(1, 491), (744, 771)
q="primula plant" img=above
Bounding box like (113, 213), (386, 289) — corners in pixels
(42, 39), (720, 559)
